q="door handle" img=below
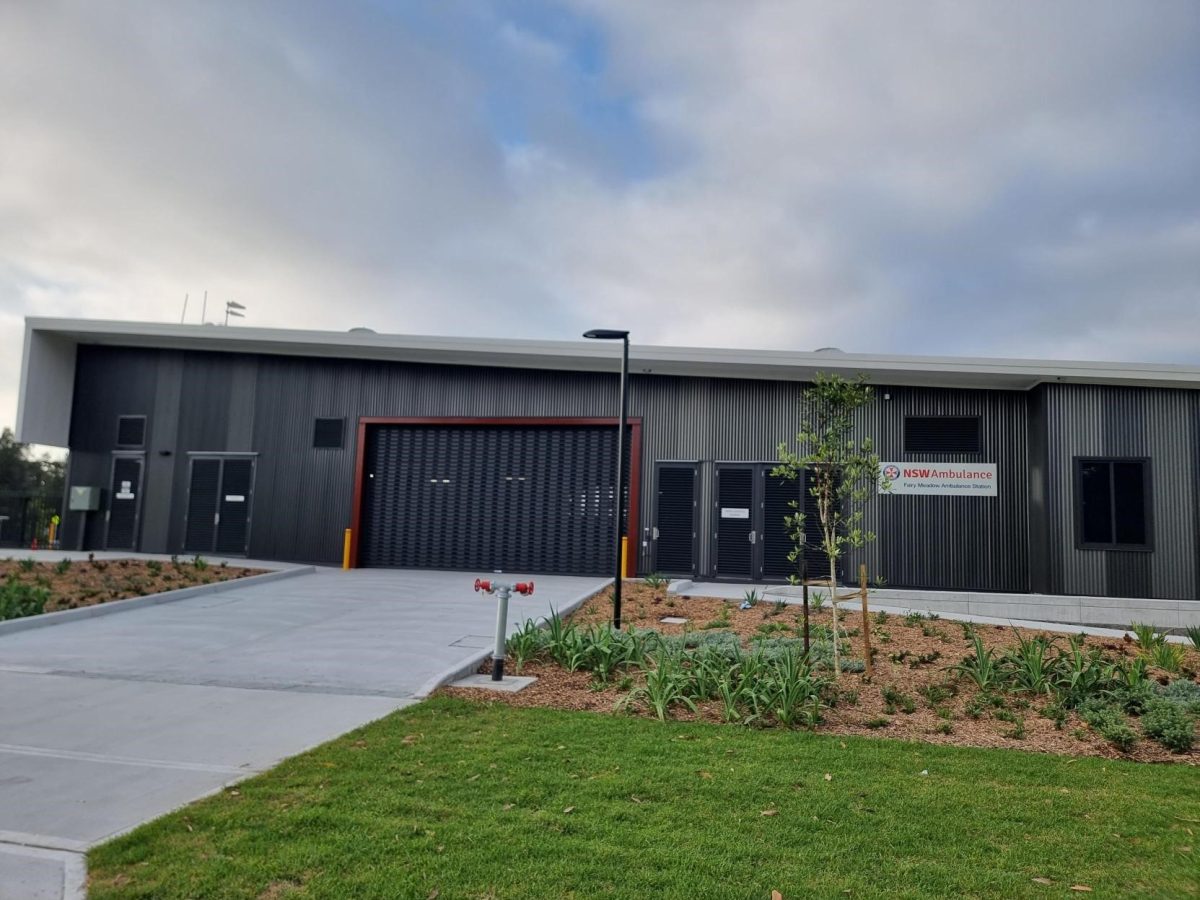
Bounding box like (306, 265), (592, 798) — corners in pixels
(652, 527), (659, 540)
(748, 530), (757, 544)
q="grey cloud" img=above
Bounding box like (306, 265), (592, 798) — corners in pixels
(2, 1), (1198, 439)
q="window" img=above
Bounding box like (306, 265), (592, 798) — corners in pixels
(116, 415), (146, 449)
(1075, 458), (1151, 550)
(313, 417), (345, 449)
(904, 416), (981, 453)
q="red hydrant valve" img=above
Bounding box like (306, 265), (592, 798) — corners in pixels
(514, 581), (534, 596)
(474, 578), (492, 593)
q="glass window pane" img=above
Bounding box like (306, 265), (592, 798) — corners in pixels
(1079, 461), (1112, 544)
(1113, 462), (1147, 545)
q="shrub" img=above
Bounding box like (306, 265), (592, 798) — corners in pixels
(192, 555), (208, 571)
(865, 716), (890, 729)
(54, 558), (73, 575)
(1147, 642), (1187, 674)
(506, 619), (546, 673)
(1042, 701), (1068, 730)
(1001, 632), (1056, 695)
(762, 648), (825, 728)
(1141, 700), (1196, 753)
(950, 636), (1001, 692)
(919, 682), (955, 707)
(618, 647), (696, 722)
(146, 560), (163, 576)
(18, 557), (36, 573)
(1156, 679), (1200, 716)
(1129, 622), (1165, 653)
(1185, 625), (1200, 652)
(740, 588), (761, 608)
(642, 572), (667, 590)
(0, 579), (50, 621)
(881, 686), (916, 715)
(702, 605), (733, 630)
(1079, 699), (1138, 752)
(1052, 636), (1113, 708)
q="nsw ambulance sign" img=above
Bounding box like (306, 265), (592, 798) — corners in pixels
(880, 462), (997, 497)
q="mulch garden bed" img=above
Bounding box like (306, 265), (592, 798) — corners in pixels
(442, 581), (1200, 765)
(0, 555), (267, 620)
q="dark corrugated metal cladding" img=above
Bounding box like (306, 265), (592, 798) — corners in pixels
(1042, 384), (1197, 600)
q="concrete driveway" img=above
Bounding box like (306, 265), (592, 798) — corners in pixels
(0, 567), (607, 898)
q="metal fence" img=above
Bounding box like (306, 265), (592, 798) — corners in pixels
(0, 491), (62, 549)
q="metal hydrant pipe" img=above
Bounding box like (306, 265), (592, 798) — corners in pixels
(491, 586), (511, 681)
(474, 578), (534, 681)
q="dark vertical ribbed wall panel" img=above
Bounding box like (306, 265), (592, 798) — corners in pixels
(1042, 384), (1197, 600)
(844, 386), (1030, 592)
(59, 345), (1199, 599)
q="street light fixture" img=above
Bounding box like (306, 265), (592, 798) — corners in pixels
(583, 328), (630, 629)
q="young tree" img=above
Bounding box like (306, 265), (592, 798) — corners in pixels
(773, 373), (883, 678)
(0, 428), (65, 495)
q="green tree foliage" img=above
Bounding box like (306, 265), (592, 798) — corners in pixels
(0, 428), (65, 495)
(774, 373), (883, 678)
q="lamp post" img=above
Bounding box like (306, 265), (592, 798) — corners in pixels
(583, 328), (630, 629)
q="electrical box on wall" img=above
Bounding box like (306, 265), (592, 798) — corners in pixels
(68, 486), (101, 511)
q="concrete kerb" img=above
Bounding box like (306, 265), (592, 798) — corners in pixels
(829, 600), (1194, 644)
(0, 566), (316, 638)
(0, 841), (88, 900)
(412, 578), (613, 698)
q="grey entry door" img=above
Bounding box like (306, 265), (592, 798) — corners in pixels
(714, 464), (817, 582)
(105, 454), (144, 550)
(652, 462), (698, 577)
(714, 464), (756, 579)
(184, 456), (256, 556)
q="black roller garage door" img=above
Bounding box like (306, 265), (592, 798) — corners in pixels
(359, 425), (623, 575)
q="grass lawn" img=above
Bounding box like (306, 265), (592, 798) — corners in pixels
(89, 697), (1198, 899)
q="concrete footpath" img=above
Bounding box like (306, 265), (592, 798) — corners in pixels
(0, 566), (607, 899)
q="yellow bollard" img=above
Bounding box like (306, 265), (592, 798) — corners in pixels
(342, 528), (352, 570)
(621, 536), (628, 578)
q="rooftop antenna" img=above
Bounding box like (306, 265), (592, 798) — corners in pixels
(201, 290), (208, 325)
(180, 293), (189, 324)
(224, 300), (245, 326)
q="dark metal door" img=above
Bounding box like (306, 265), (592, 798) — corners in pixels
(105, 455), (144, 550)
(184, 459), (221, 552)
(359, 425), (620, 575)
(215, 458), (255, 555)
(761, 467), (798, 580)
(714, 465), (755, 579)
(652, 463), (698, 576)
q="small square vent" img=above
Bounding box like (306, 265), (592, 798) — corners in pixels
(313, 417), (345, 449)
(116, 415), (146, 448)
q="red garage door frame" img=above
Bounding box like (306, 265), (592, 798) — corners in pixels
(349, 416), (643, 573)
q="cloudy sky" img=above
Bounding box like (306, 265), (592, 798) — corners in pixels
(3, 1), (1199, 436)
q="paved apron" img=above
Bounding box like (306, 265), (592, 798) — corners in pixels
(0, 567), (607, 899)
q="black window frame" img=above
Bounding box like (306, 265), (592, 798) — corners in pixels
(903, 415), (982, 455)
(1073, 456), (1153, 552)
(115, 414), (147, 449)
(313, 417), (346, 449)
